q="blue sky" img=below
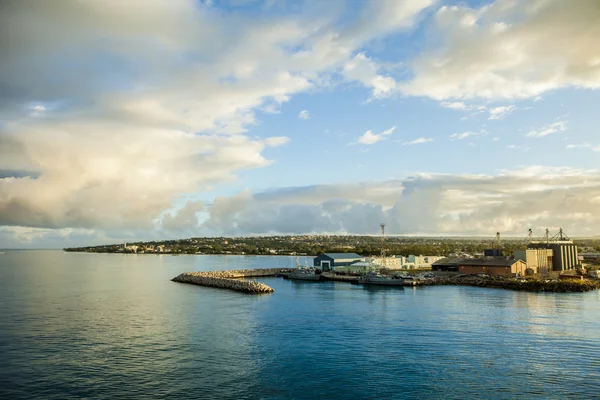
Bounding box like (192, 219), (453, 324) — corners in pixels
(1, 0), (600, 248)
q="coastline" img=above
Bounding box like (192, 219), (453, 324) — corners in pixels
(170, 267), (600, 294)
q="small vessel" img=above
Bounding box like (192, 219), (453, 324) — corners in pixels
(358, 271), (404, 286)
(288, 257), (321, 281)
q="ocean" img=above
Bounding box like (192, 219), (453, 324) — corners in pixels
(1, 250), (599, 399)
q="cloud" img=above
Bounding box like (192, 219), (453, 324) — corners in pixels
(161, 201), (205, 233)
(450, 131), (480, 140)
(441, 101), (468, 111)
(488, 105), (516, 120)
(354, 126), (396, 145)
(402, 0), (600, 100)
(29, 105), (47, 112)
(298, 110), (310, 120)
(182, 166), (600, 237)
(526, 121), (568, 138)
(507, 145), (530, 151)
(380, 126), (396, 136)
(343, 53), (398, 99)
(566, 144), (600, 152)
(0, 1), (433, 240)
(7, 166), (600, 246)
(403, 137), (433, 145)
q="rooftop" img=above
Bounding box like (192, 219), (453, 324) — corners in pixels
(320, 253), (363, 259)
(459, 258), (520, 267)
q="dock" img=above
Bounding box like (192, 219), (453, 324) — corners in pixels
(172, 268), (600, 294)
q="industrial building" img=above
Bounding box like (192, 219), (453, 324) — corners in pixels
(432, 258), (460, 272)
(373, 256), (404, 269)
(458, 259), (528, 277)
(528, 241), (578, 271)
(404, 255), (446, 269)
(514, 248), (553, 275)
(526, 228), (579, 271)
(313, 253), (365, 271)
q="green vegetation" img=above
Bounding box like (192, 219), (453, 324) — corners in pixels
(63, 235), (600, 257)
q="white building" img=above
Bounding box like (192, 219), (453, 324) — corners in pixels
(404, 255), (445, 269)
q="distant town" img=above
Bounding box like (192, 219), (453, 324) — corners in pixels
(64, 234), (544, 256)
(66, 232), (600, 263)
(65, 228), (600, 290)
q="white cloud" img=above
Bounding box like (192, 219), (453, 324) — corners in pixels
(0, 1), (433, 239)
(185, 166), (600, 237)
(566, 144), (600, 152)
(343, 53), (398, 99)
(354, 126), (396, 145)
(403, 137), (433, 145)
(507, 145), (530, 151)
(263, 136), (291, 147)
(8, 166), (600, 245)
(402, 0), (600, 100)
(526, 121), (568, 138)
(381, 126), (396, 136)
(450, 131), (480, 140)
(488, 105), (516, 120)
(441, 101), (468, 110)
(298, 110), (310, 120)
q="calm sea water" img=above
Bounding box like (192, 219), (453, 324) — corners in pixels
(1, 250), (599, 399)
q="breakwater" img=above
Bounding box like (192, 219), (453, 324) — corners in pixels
(420, 276), (600, 293)
(172, 268), (291, 294)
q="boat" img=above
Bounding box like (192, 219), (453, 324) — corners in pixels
(288, 257), (321, 281)
(358, 271), (405, 286)
(288, 268), (321, 281)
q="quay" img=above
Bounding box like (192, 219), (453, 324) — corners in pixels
(172, 268), (291, 294)
(173, 268), (600, 294)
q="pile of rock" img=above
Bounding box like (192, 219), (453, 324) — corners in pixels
(171, 269), (284, 294)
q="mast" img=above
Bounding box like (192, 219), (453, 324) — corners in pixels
(380, 223), (386, 260)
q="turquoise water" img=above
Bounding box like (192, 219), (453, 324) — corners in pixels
(1, 250), (599, 399)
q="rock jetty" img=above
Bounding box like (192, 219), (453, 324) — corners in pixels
(172, 268), (291, 294)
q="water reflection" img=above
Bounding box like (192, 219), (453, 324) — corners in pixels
(1, 252), (600, 399)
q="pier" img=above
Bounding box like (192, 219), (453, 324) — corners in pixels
(171, 268), (291, 294)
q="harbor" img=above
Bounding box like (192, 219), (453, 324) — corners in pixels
(172, 267), (600, 294)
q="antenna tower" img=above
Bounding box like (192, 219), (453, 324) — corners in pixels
(380, 223), (386, 259)
(494, 232), (501, 250)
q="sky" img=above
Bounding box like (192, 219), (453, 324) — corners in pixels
(1, 0), (600, 248)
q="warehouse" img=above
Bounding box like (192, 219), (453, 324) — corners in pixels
(432, 258), (460, 272)
(313, 253), (365, 271)
(458, 259), (528, 277)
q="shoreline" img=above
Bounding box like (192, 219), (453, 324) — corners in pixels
(171, 268), (600, 294)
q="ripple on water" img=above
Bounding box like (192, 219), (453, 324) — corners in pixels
(1, 252), (599, 399)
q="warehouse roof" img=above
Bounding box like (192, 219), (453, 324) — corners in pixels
(319, 253), (363, 259)
(432, 257), (461, 266)
(459, 258), (521, 267)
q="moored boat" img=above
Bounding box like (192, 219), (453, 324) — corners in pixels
(288, 257), (321, 281)
(358, 271), (404, 286)
(288, 268), (321, 281)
